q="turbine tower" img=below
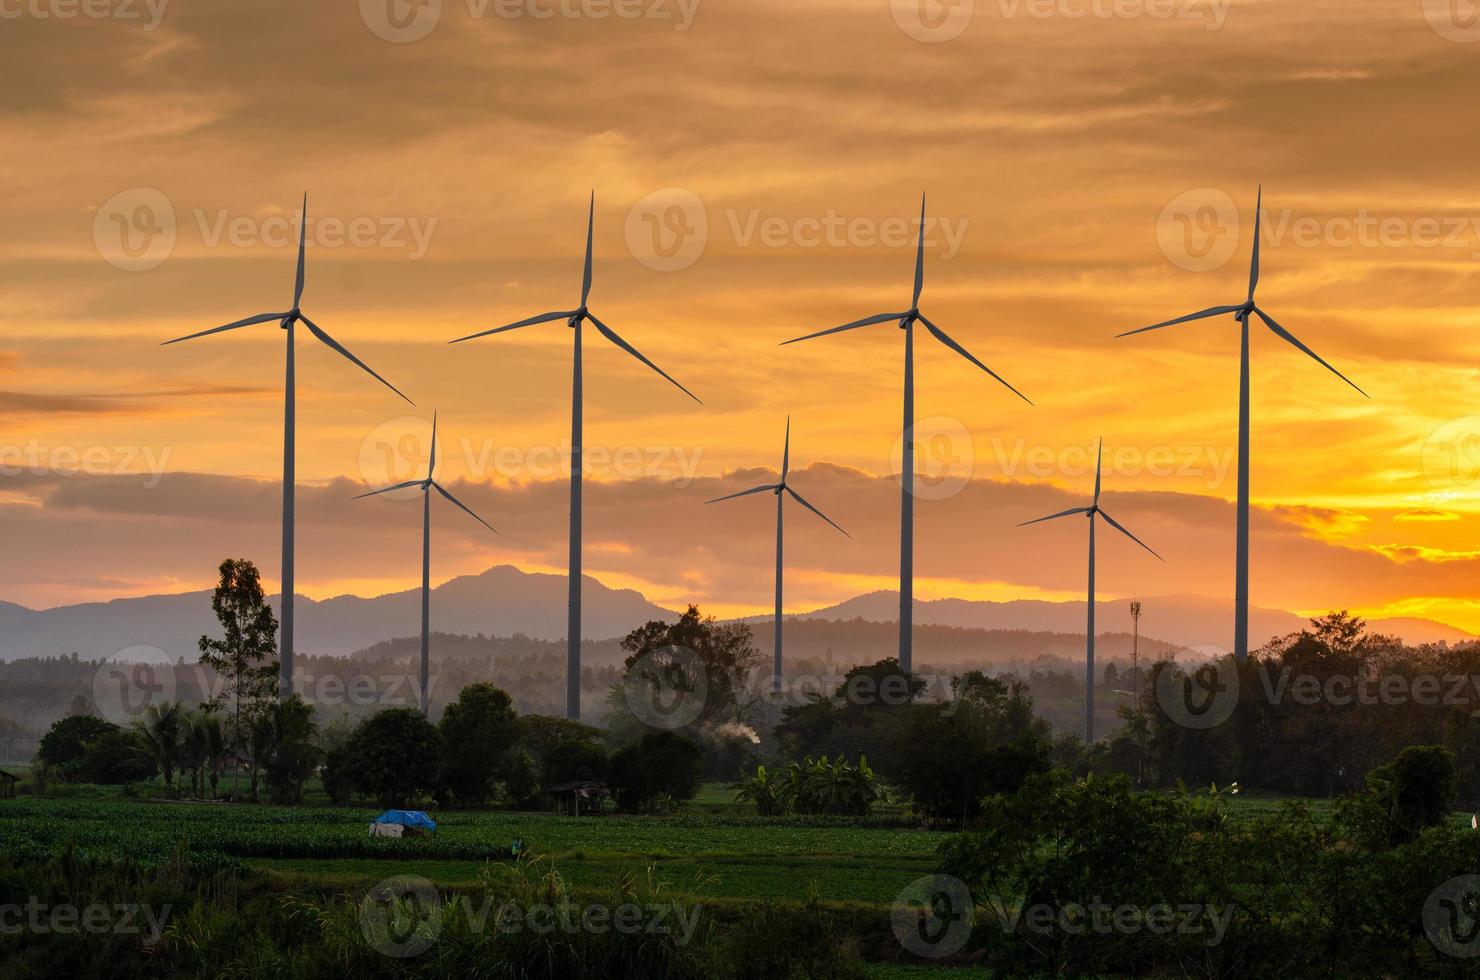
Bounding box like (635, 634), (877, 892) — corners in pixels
(706, 417), (848, 688)
(1118, 187), (1367, 660)
(451, 194), (700, 720)
(164, 194), (412, 702)
(355, 412), (496, 716)
(782, 194), (1030, 672)
(1019, 440), (1161, 743)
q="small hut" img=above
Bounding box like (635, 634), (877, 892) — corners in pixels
(0, 770), (18, 799)
(546, 780), (610, 816)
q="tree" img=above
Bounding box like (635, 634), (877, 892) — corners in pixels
(885, 672), (1051, 825)
(542, 740), (609, 788)
(197, 558), (280, 794)
(347, 708), (443, 807)
(37, 714), (119, 781)
(135, 702), (185, 789)
(256, 695), (320, 804)
(614, 606), (764, 738)
(438, 683), (518, 807)
(607, 731), (703, 812)
(775, 658), (926, 764)
(78, 728), (157, 784)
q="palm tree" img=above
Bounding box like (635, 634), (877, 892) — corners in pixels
(134, 702), (183, 790)
(197, 713), (228, 799)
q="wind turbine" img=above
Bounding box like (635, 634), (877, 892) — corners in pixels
(706, 417), (848, 689)
(355, 413), (496, 716)
(1118, 187), (1367, 660)
(451, 193), (700, 721)
(781, 194), (1030, 673)
(1019, 440), (1161, 744)
(163, 194), (411, 702)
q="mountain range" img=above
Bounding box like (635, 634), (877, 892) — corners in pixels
(0, 564), (1470, 663)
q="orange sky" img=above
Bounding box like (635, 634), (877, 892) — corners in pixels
(3, 0), (1479, 634)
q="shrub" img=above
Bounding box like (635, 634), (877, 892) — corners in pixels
(609, 732), (703, 813)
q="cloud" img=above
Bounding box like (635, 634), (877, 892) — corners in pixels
(6, 467), (1477, 626)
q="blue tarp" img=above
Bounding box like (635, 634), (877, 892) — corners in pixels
(371, 809), (437, 830)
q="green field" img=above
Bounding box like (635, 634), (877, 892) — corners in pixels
(0, 789), (940, 909)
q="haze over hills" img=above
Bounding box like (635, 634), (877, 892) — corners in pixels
(0, 566), (669, 663)
(0, 564), (1470, 663)
(791, 592), (1480, 651)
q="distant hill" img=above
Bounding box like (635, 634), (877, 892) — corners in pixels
(786, 591), (1476, 651)
(0, 565), (1470, 663)
(0, 566), (671, 663)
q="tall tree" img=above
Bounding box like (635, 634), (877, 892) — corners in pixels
(198, 558), (279, 795)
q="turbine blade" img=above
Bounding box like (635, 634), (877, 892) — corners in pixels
(433, 481), (498, 533)
(1252, 308), (1368, 398)
(353, 479), (423, 499)
(300, 314), (414, 404)
(780, 311), (906, 346)
(705, 483), (777, 504)
(294, 192), (307, 308)
(582, 191), (594, 306)
(161, 311), (285, 345)
(1116, 305), (1243, 338)
(1018, 506), (1090, 527)
(919, 314), (1033, 405)
(587, 312), (701, 403)
(1247, 185), (1261, 302)
(785, 486), (850, 537)
(428, 411), (438, 480)
(912, 193), (926, 308)
(449, 310), (574, 344)
(1093, 438), (1103, 505)
(1098, 509), (1163, 560)
(781, 416), (791, 481)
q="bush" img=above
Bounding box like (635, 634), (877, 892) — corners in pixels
(608, 732), (703, 813)
(77, 729), (156, 785)
(1357, 744), (1458, 845)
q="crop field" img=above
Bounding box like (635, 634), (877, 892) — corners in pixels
(0, 792), (941, 908)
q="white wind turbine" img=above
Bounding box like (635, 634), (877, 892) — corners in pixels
(451, 193), (700, 720)
(1019, 440), (1161, 744)
(164, 194), (412, 701)
(706, 417), (848, 688)
(1118, 187), (1366, 660)
(355, 413), (496, 716)
(782, 194), (1030, 673)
